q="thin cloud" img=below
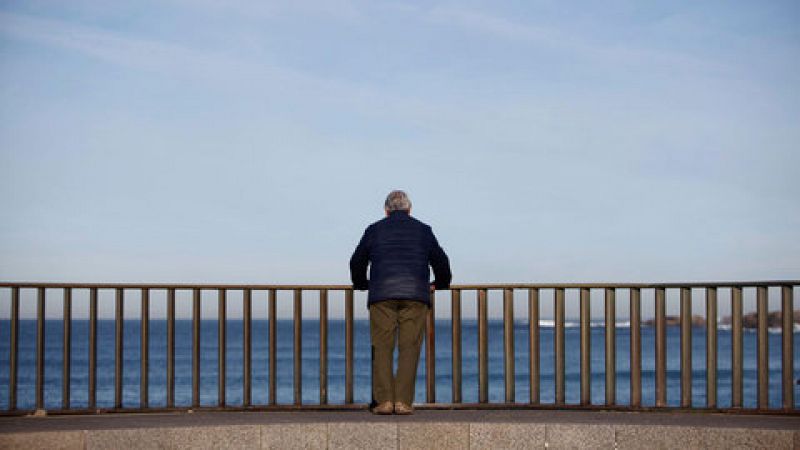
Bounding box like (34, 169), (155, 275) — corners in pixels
(424, 5), (729, 76)
(0, 11), (290, 80)
(0, 11), (379, 110)
(0, 11), (502, 150)
(427, 6), (563, 45)
(167, 0), (363, 21)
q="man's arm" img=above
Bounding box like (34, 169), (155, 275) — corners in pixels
(349, 227), (371, 290)
(429, 231), (452, 289)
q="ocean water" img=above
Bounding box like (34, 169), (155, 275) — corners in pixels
(0, 319), (798, 410)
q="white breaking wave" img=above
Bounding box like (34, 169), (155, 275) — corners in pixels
(533, 320), (629, 328)
(513, 320), (799, 332)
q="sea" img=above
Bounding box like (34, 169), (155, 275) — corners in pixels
(0, 319), (798, 410)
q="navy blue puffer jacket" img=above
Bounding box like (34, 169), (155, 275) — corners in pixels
(350, 211), (451, 306)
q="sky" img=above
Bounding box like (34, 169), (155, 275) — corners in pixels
(1, 1), (798, 319)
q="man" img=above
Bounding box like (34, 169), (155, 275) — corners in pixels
(350, 190), (451, 415)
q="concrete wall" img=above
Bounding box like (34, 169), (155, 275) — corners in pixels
(1, 420), (798, 449)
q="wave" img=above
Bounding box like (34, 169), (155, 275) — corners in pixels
(707, 324), (799, 333)
(516, 320), (799, 332)
(532, 320), (628, 328)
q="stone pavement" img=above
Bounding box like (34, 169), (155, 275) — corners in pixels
(0, 409), (798, 449)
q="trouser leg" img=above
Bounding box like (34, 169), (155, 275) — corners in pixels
(369, 301), (398, 404)
(394, 300), (428, 405)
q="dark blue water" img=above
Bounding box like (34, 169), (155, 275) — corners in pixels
(0, 320), (797, 409)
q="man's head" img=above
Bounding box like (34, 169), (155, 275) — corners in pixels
(384, 190), (412, 216)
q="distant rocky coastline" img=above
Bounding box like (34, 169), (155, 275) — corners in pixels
(719, 310), (800, 328)
(642, 310), (800, 328)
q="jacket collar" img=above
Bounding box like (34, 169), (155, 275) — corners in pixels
(388, 210), (410, 219)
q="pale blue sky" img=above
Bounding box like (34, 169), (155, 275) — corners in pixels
(1, 1), (798, 318)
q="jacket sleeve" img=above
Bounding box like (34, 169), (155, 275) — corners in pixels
(349, 227), (371, 290)
(429, 229), (452, 289)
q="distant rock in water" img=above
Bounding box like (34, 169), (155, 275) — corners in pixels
(643, 315), (705, 327)
(720, 310), (800, 329)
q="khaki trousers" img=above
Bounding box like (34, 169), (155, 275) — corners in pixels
(369, 300), (428, 405)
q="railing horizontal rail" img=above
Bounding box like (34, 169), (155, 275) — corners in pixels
(1, 280), (797, 417)
(1, 281), (798, 289)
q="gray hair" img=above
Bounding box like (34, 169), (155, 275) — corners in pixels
(384, 190), (412, 212)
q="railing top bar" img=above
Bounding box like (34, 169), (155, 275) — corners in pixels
(0, 281), (798, 290)
(454, 281), (800, 289)
(0, 283), (352, 290)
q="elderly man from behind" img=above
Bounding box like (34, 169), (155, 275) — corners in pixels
(350, 190), (451, 415)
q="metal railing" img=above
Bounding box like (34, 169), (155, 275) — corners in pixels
(0, 281), (797, 415)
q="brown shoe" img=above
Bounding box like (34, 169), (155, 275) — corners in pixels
(372, 401), (394, 415)
(394, 402), (414, 415)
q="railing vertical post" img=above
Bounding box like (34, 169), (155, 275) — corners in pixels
(655, 287), (666, 407)
(167, 288), (175, 408)
(555, 288), (565, 405)
(451, 289), (462, 404)
(757, 286), (768, 409)
(580, 287), (591, 405)
(293, 289), (302, 405)
(344, 289), (354, 404)
(503, 288), (515, 403)
(115, 288), (124, 409)
(706, 287), (717, 408)
(782, 285), (794, 410)
(218, 288), (226, 407)
(605, 287), (616, 406)
(89, 288), (97, 409)
(630, 288), (641, 407)
(319, 289), (328, 405)
(9, 287), (19, 410)
(140, 288), (149, 409)
(36, 287), (45, 411)
(426, 290), (436, 403)
(528, 288), (540, 405)
(243, 288), (252, 407)
(478, 289), (489, 403)
(269, 289), (277, 405)
(62, 287), (72, 409)
(731, 286), (743, 408)
(192, 288), (201, 408)
(680, 287), (692, 408)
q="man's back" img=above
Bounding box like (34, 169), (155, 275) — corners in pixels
(350, 210), (451, 305)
